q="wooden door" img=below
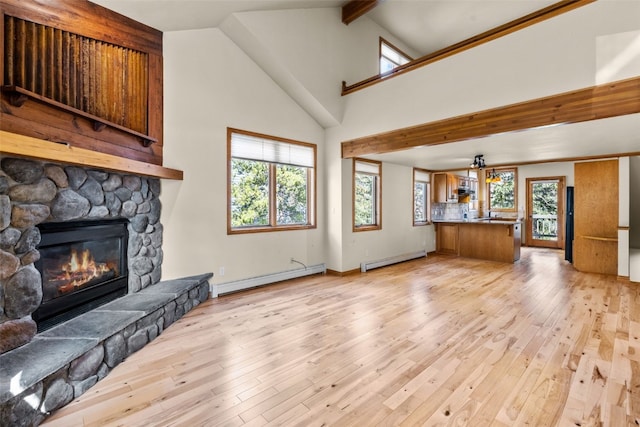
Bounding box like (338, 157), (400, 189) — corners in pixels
(526, 177), (565, 249)
(573, 160), (618, 275)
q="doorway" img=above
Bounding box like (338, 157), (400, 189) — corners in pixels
(526, 177), (565, 249)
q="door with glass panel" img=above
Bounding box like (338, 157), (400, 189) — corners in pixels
(526, 177), (565, 249)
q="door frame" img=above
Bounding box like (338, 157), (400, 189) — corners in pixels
(526, 176), (566, 249)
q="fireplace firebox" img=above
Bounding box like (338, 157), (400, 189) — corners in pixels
(33, 219), (129, 332)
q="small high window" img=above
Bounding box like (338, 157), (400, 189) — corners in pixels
(413, 169), (430, 225)
(228, 128), (316, 234)
(380, 37), (411, 74)
(353, 159), (382, 231)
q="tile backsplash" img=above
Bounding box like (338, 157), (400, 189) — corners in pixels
(432, 203), (477, 221)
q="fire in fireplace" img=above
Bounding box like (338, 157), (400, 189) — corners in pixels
(33, 219), (129, 331)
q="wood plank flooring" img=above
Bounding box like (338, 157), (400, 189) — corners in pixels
(42, 248), (640, 426)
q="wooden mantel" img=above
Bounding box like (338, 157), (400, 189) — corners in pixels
(0, 131), (183, 180)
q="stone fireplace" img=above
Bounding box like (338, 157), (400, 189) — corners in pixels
(0, 155), (210, 425)
(0, 156), (163, 354)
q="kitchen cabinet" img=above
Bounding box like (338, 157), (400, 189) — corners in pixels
(434, 173), (478, 205)
(458, 221), (520, 262)
(458, 176), (469, 191)
(469, 178), (478, 201)
(435, 220), (521, 262)
(433, 173), (458, 203)
(436, 223), (459, 254)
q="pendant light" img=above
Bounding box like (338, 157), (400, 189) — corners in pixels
(485, 168), (501, 183)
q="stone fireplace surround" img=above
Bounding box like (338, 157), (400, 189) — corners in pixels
(0, 156), (210, 425)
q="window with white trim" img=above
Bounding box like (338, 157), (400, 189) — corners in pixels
(353, 158), (381, 231)
(413, 169), (430, 225)
(380, 37), (411, 74)
(228, 128), (316, 233)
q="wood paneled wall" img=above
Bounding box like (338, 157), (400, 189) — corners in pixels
(0, 0), (163, 165)
(573, 159), (619, 275)
(4, 15), (148, 134)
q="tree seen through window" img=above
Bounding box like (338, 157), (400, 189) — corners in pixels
(488, 169), (517, 211)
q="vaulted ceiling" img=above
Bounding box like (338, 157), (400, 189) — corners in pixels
(93, 0), (640, 170)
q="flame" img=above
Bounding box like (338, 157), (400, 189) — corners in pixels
(51, 249), (114, 293)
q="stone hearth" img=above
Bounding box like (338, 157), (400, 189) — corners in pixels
(0, 273), (211, 426)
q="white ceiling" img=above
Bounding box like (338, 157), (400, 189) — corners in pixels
(92, 0), (344, 32)
(93, 0), (559, 56)
(93, 0), (640, 170)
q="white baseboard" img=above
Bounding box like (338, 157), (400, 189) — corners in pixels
(360, 250), (427, 272)
(215, 263), (326, 295)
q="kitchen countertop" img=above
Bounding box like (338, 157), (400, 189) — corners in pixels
(433, 219), (521, 225)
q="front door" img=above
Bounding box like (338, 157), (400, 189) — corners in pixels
(526, 177), (565, 249)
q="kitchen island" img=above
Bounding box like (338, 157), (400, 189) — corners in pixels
(434, 219), (521, 263)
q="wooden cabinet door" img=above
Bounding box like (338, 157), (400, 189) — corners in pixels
(447, 174), (458, 201)
(437, 224), (459, 254)
(573, 159), (618, 274)
(470, 178), (478, 201)
(433, 173), (448, 203)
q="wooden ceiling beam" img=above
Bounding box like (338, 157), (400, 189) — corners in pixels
(341, 76), (640, 158)
(342, 0), (382, 25)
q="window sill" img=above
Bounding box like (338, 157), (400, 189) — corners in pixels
(413, 221), (432, 227)
(228, 224), (316, 235)
(353, 225), (382, 232)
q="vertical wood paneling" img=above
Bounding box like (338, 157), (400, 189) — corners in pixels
(147, 52), (163, 148)
(573, 159), (619, 275)
(36, 22), (44, 94)
(3, 15), (149, 134)
(4, 14), (13, 83)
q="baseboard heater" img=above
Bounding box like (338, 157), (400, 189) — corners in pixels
(360, 250), (427, 273)
(216, 263), (326, 295)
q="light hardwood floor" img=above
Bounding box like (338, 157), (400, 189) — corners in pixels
(43, 248), (640, 426)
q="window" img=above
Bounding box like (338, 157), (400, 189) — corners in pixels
(487, 168), (517, 212)
(413, 169), (430, 225)
(353, 159), (381, 231)
(228, 128), (316, 233)
(380, 37), (411, 74)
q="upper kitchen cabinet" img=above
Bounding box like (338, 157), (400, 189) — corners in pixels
(433, 173), (458, 203)
(0, 0), (164, 165)
(433, 172), (477, 206)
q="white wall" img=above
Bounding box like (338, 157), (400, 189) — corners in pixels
(160, 28), (325, 284)
(340, 160), (435, 272)
(220, 8), (418, 127)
